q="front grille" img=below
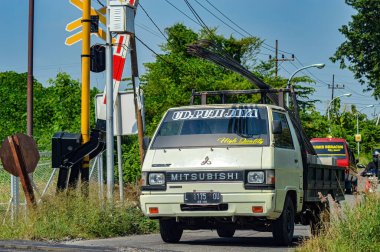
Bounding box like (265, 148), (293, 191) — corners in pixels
(167, 171), (243, 183)
(180, 203), (228, 211)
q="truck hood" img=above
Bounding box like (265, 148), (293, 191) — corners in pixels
(143, 147), (263, 171)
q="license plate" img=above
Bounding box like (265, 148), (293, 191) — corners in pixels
(184, 192), (222, 204)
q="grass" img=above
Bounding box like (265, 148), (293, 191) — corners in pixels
(0, 183), (158, 241)
(298, 194), (380, 252)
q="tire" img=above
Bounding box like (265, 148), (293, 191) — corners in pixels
(310, 202), (330, 236)
(272, 196), (295, 246)
(159, 219), (183, 243)
(216, 227), (235, 238)
(345, 178), (353, 194)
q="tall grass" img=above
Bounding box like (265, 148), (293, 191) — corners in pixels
(298, 194), (380, 251)
(0, 184), (158, 240)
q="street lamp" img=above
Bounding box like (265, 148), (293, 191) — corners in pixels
(356, 104), (374, 158)
(326, 93), (352, 133)
(286, 63), (325, 107)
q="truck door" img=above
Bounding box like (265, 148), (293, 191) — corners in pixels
(272, 111), (302, 191)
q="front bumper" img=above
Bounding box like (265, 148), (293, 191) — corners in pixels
(140, 192), (278, 219)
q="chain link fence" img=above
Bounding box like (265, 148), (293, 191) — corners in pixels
(0, 151), (103, 220)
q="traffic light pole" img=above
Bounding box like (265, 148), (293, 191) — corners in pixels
(80, 0), (91, 190)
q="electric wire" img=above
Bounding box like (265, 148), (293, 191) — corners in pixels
(136, 23), (164, 39)
(193, 0), (246, 37)
(290, 59), (330, 86)
(134, 35), (179, 70)
(203, 0), (292, 56)
(163, 0), (201, 26)
(204, 0), (252, 37)
(184, 0), (213, 35)
(138, 3), (168, 40)
(96, 0), (105, 7)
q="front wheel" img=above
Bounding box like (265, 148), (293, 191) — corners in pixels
(159, 219), (183, 243)
(217, 227), (235, 238)
(272, 195), (295, 246)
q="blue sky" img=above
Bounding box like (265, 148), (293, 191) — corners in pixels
(0, 0), (377, 117)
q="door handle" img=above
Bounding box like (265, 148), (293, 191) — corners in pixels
(295, 159), (298, 163)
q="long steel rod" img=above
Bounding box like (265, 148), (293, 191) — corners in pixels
(106, 0), (115, 201)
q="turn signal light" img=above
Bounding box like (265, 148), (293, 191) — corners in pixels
(149, 207), (159, 214)
(252, 206), (263, 213)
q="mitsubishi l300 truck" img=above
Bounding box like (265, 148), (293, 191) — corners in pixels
(140, 97), (344, 246)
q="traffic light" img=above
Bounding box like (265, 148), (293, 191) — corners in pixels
(90, 44), (105, 73)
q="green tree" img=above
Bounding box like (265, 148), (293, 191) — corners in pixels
(331, 0), (380, 98)
(0, 71), (30, 140)
(0, 71), (99, 150)
(142, 23), (262, 135)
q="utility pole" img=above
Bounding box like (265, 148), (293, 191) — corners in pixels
(106, 0), (114, 201)
(273, 40), (294, 77)
(328, 74), (345, 112)
(80, 0), (91, 189)
(130, 34), (145, 163)
(328, 74), (345, 100)
(275, 40), (278, 77)
(27, 0), (34, 136)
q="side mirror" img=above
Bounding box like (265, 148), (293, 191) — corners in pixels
(143, 137), (151, 151)
(272, 120), (282, 134)
(356, 163), (365, 169)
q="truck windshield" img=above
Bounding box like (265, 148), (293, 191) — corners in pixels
(311, 142), (347, 159)
(151, 107), (269, 149)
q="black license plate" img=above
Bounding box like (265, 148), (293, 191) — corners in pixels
(184, 192), (222, 204)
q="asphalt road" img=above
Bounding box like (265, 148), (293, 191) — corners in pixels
(66, 227), (310, 252)
(64, 195), (358, 252)
(0, 195), (360, 252)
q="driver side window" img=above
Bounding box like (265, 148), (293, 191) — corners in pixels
(272, 112), (294, 149)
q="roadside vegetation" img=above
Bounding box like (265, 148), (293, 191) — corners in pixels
(0, 184), (158, 240)
(298, 194), (380, 251)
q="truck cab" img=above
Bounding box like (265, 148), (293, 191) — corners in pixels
(140, 89), (344, 246)
(141, 103), (305, 245)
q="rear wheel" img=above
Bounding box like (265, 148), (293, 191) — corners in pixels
(216, 227), (235, 238)
(310, 202), (330, 236)
(272, 195), (295, 246)
(159, 219), (183, 243)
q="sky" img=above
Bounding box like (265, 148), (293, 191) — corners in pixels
(0, 0), (377, 118)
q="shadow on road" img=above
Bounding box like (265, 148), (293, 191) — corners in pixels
(177, 235), (307, 248)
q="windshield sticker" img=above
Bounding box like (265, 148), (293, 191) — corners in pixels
(217, 137), (264, 145)
(313, 144), (344, 152)
(172, 109), (258, 121)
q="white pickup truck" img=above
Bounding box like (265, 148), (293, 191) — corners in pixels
(140, 90), (344, 246)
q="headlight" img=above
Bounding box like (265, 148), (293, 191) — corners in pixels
(247, 171), (265, 184)
(149, 173), (166, 185)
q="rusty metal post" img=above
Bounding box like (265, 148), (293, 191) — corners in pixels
(27, 0), (34, 136)
(129, 34), (145, 163)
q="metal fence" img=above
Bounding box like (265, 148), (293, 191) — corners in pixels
(0, 151), (104, 221)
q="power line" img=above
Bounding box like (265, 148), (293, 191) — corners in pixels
(163, 0), (201, 26)
(204, 0), (252, 37)
(138, 3), (168, 40)
(191, 0), (281, 58)
(292, 58), (330, 86)
(134, 35), (179, 70)
(193, 0), (246, 37)
(184, 0), (213, 35)
(96, 0), (104, 7)
(136, 23), (164, 39)
(203, 0), (293, 54)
